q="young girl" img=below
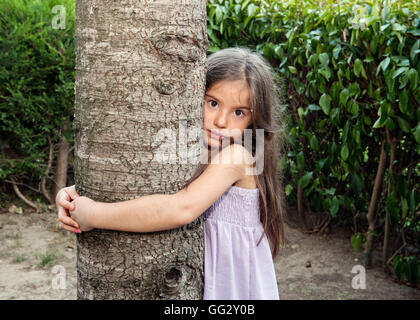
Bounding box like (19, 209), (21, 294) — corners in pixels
(57, 47), (287, 300)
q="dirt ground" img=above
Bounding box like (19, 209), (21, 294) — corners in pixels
(0, 209), (419, 300)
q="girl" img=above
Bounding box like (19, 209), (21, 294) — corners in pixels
(57, 47), (287, 300)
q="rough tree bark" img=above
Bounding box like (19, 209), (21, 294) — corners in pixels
(74, 0), (208, 299)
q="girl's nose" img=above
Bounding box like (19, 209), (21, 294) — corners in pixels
(214, 110), (228, 128)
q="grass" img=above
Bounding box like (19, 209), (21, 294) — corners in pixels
(12, 254), (27, 263)
(38, 250), (58, 268)
(9, 240), (22, 249)
(6, 232), (21, 240)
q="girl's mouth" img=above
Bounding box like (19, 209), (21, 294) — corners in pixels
(208, 130), (224, 141)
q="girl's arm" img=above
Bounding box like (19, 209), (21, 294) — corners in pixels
(71, 144), (252, 232)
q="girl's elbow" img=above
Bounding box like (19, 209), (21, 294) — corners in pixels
(173, 191), (196, 226)
(177, 206), (195, 227)
(180, 204), (204, 227)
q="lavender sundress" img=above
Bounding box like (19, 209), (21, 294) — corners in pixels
(203, 185), (279, 300)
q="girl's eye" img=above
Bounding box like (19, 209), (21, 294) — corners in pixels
(209, 100), (218, 108)
(234, 110), (244, 117)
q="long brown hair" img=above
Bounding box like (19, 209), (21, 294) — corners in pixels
(183, 47), (287, 257)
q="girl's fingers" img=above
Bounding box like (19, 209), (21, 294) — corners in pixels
(67, 185), (80, 200)
(59, 222), (80, 234)
(58, 207), (80, 229)
(57, 196), (75, 211)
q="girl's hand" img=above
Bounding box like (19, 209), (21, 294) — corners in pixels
(69, 196), (96, 232)
(56, 185), (81, 233)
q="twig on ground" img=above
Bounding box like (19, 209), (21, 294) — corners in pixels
(9, 177), (38, 210)
(5, 180), (40, 194)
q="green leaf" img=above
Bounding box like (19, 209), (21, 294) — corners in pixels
(316, 158), (327, 171)
(399, 73), (409, 89)
(341, 144), (349, 160)
(299, 171), (313, 189)
(413, 124), (420, 144)
(397, 117), (410, 133)
(318, 67), (332, 81)
(308, 104), (320, 111)
(354, 58), (363, 78)
(310, 135), (319, 151)
(350, 100), (359, 116)
(407, 68), (419, 89)
(330, 107), (340, 124)
(392, 23), (407, 32)
(377, 57), (390, 76)
(241, 0), (252, 10)
(385, 118), (395, 130)
(285, 184), (293, 197)
(247, 3), (258, 17)
(398, 90), (409, 114)
(330, 196), (339, 217)
(392, 67), (409, 79)
(298, 108), (305, 122)
(319, 53), (329, 66)
(393, 255), (404, 280)
(380, 23), (390, 32)
(353, 127), (361, 145)
(348, 82), (360, 97)
(410, 39), (420, 62)
(296, 152), (304, 171)
(342, 120), (349, 144)
(405, 256), (419, 284)
(215, 6), (223, 23)
(324, 187), (336, 196)
(292, 78), (305, 95)
(351, 233), (363, 252)
(319, 93), (331, 115)
(288, 66), (297, 74)
(339, 88), (350, 106)
(333, 45), (341, 59)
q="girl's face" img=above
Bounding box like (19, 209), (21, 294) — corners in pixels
(203, 79), (253, 149)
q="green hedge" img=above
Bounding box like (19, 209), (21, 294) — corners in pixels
(0, 0), (75, 183)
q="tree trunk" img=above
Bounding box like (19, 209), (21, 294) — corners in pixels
(53, 120), (70, 202)
(74, 0), (208, 299)
(365, 139), (387, 268)
(382, 129), (397, 265)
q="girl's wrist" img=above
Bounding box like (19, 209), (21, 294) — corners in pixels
(87, 198), (100, 230)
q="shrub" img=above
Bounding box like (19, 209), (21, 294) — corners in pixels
(0, 0), (75, 189)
